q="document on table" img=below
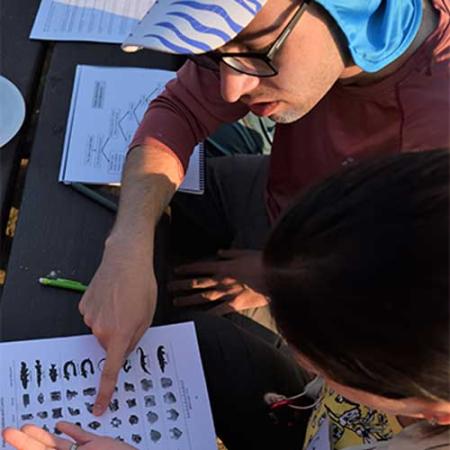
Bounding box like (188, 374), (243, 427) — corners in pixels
(30, 0), (155, 43)
(59, 65), (204, 194)
(0, 322), (217, 450)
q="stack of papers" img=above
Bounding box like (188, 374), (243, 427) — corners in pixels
(0, 323), (217, 450)
(30, 0), (155, 44)
(59, 65), (204, 194)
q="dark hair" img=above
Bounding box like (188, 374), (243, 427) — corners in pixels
(264, 149), (450, 402)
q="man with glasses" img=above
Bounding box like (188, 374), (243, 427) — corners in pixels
(79, 0), (449, 422)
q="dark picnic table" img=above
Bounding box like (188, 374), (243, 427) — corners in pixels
(0, 1), (183, 342)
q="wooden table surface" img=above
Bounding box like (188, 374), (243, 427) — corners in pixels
(0, 1), (182, 342)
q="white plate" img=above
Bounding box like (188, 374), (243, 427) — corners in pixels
(0, 76), (26, 148)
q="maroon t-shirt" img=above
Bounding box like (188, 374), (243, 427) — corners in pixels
(131, 0), (450, 222)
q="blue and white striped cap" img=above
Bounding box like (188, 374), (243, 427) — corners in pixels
(122, 0), (268, 54)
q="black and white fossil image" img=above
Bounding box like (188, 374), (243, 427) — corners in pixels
(88, 421), (101, 430)
(80, 358), (95, 378)
(20, 362), (30, 390)
(63, 361), (77, 381)
(169, 427), (183, 440)
(140, 378), (153, 392)
(150, 430), (162, 443)
(123, 359), (132, 373)
(126, 398), (137, 408)
(35, 360), (43, 387)
(49, 364), (58, 383)
(136, 347), (151, 375)
(131, 434), (142, 444)
(50, 391), (61, 402)
(166, 409), (179, 421)
(111, 417), (122, 428)
(109, 398), (119, 412)
(161, 377), (173, 389)
(68, 407), (80, 416)
(146, 411), (158, 424)
(22, 394), (30, 408)
(66, 390), (78, 401)
(84, 402), (94, 414)
(144, 395), (156, 407)
(163, 392), (177, 404)
(52, 408), (63, 419)
(83, 387), (96, 397)
(129, 414), (139, 425)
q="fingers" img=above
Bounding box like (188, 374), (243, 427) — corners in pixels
(2, 425), (74, 450)
(173, 284), (243, 307)
(2, 428), (48, 450)
(209, 290), (269, 316)
(94, 337), (129, 415)
(168, 277), (219, 292)
(168, 276), (237, 293)
(56, 422), (95, 444)
(20, 425), (72, 449)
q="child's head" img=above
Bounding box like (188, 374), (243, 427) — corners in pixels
(264, 149), (449, 423)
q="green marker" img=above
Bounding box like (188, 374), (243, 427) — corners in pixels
(39, 277), (88, 293)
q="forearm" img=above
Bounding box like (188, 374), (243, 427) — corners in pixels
(107, 139), (184, 250)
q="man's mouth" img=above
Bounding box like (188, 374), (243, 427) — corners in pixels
(247, 101), (279, 117)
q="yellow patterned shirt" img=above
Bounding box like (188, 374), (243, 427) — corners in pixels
(303, 384), (403, 450)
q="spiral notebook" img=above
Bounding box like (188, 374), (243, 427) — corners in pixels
(59, 65), (204, 195)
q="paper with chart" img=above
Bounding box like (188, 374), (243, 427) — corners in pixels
(30, 0), (155, 43)
(0, 322), (217, 450)
(59, 65), (204, 194)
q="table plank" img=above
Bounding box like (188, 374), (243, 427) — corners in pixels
(0, 0), (47, 237)
(0, 42), (180, 341)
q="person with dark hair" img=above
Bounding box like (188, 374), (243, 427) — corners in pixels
(263, 148), (450, 449)
(4, 150), (449, 449)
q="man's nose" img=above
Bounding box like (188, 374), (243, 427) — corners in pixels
(220, 63), (260, 103)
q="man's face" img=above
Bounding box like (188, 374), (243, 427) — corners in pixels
(218, 0), (351, 123)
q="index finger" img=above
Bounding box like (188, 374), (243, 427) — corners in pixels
(94, 337), (129, 416)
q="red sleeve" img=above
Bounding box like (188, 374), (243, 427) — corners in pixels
(130, 60), (249, 172)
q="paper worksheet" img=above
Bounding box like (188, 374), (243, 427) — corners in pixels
(0, 323), (217, 450)
(30, 0), (155, 43)
(59, 65), (204, 194)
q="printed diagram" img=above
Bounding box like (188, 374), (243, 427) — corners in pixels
(13, 344), (184, 449)
(2, 324), (215, 450)
(60, 66), (202, 194)
(83, 85), (164, 175)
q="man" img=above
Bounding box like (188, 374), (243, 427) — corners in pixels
(78, 0), (449, 416)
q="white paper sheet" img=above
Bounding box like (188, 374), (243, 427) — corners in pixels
(30, 0), (155, 44)
(0, 323), (217, 450)
(59, 65), (204, 194)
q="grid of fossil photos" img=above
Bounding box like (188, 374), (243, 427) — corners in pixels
(1, 323), (216, 450)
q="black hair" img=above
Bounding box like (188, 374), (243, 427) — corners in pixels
(264, 149), (450, 401)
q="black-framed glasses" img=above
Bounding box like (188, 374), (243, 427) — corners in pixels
(189, 0), (310, 78)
